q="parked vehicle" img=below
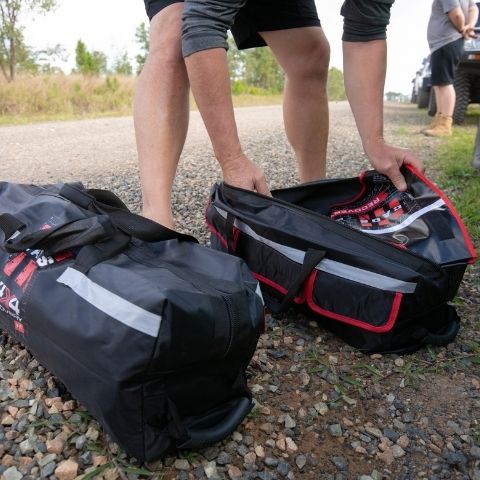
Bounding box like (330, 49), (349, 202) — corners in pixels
(411, 57), (431, 108)
(449, 27), (480, 124)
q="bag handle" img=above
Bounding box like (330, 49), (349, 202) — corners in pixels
(0, 213), (25, 241)
(72, 232), (132, 274)
(59, 184), (198, 244)
(412, 304), (460, 347)
(268, 248), (327, 314)
(413, 314), (460, 347)
(1, 212), (116, 256)
(222, 213), (326, 314)
(423, 320), (459, 346)
(178, 397), (252, 449)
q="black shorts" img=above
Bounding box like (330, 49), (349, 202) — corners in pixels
(143, 0), (320, 50)
(431, 38), (464, 86)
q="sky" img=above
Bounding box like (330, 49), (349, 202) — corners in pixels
(22, 0), (433, 95)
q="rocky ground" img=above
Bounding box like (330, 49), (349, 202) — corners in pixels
(0, 103), (479, 480)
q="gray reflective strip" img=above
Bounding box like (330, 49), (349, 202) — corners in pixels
(316, 259), (416, 293)
(255, 283), (264, 304)
(57, 267), (162, 337)
(214, 206), (417, 294)
(359, 199), (446, 235)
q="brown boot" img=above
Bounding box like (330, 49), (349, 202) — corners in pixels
(423, 114), (453, 137)
(421, 112), (440, 133)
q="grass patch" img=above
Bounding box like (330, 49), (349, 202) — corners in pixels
(0, 109), (134, 126)
(465, 104), (480, 120)
(0, 74), (136, 122)
(0, 74), (283, 126)
(429, 126), (480, 248)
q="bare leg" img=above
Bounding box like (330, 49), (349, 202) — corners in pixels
(260, 27), (330, 182)
(433, 84), (456, 116)
(133, 3), (189, 228)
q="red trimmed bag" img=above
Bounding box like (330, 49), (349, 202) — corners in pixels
(206, 166), (477, 353)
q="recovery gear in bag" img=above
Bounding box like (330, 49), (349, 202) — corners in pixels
(206, 166), (477, 354)
(0, 181), (265, 462)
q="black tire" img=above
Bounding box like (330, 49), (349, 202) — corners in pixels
(428, 89), (437, 117)
(469, 75), (480, 103)
(453, 69), (471, 125)
(417, 88), (430, 109)
(411, 87), (418, 104)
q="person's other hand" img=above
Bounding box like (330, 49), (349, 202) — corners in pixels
(463, 26), (477, 39)
(365, 141), (424, 191)
(221, 152), (271, 196)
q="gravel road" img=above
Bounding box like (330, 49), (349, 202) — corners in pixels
(1, 102), (370, 241)
(0, 103), (479, 480)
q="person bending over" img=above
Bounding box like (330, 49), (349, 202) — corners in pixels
(134, 0), (422, 228)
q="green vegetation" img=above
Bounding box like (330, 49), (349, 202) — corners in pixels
(1, 8), (349, 124)
(0, 0), (57, 81)
(227, 38), (284, 94)
(0, 63), (346, 125)
(135, 22), (149, 75)
(0, 74), (136, 123)
(227, 39), (346, 100)
(432, 126), (480, 247)
(327, 67), (346, 101)
(74, 40), (108, 76)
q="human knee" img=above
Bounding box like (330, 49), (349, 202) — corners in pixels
(284, 39), (330, 85)
(146, 30), (185, 75)
(145, 9), (185, 73)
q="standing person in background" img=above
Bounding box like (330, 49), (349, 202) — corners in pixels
(423, 0), (479, 136)
(135, 0), (422, 229)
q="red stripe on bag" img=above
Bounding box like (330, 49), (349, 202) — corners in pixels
(252, 272), (305, 304)
(3, 252), (27, 277)
(205, 219), (228, 249)
(329, 170), (368, 212)
(305, 270), (402, 333)
(14, 321), (25, 334)
(15, 260), (37, 290)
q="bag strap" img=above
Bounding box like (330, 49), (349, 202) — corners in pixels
(59, 184), (198, 244)
(3, 216), (117, 256)
(422, 320), (459, 346)
(225, 212), (237, 253)
(268, 248), (327, 314)
(72, 231), (132, 274)
(222, 212), (326, 314)
(412, 308), (460, 347)
(178, 397), (252, 449)
(84, 188), (128, 210)
(0, 213), (25, 241)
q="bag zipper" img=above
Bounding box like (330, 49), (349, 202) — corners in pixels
(221, 295), (239, 357)
(218, 184), (444, 275)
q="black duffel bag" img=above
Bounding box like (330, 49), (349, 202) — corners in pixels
(0, 181), (264, 462)
(206, 166), (477, 354)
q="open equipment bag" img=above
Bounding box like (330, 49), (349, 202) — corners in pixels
(206, 166), (477, 354)
(0, 181), (265, 462)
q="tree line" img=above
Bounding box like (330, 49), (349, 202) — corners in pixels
(0, 0), (346, 100)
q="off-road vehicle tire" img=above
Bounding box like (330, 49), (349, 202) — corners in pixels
(411, 87), (418, 104)
(453, 69), (471, 124)
(417, 88), (430, 109)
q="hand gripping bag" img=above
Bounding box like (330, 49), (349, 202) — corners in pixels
(206, 166), (477, 354)
(0, 181), (264, 462)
